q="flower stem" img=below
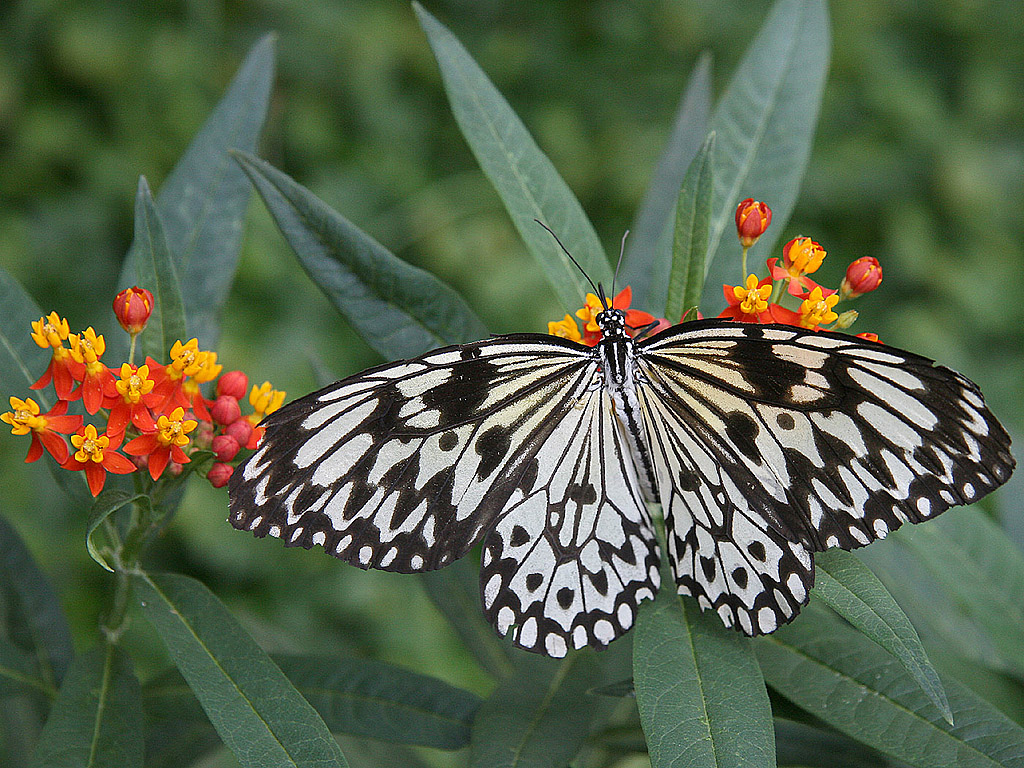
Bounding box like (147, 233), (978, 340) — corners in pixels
(128, 333), (138, 366)
(741, 245), (749, 281)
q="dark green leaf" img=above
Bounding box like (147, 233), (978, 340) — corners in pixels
(133, 570), (348, 768)
(774, 719), (899, 768)
(143, 654), (481, 749)
(129, 176), (188, 364)
(758, 604), (1024, 768)
(633, 581), (775, 768)
(665, 132), (716, 321)
(117, 35), (275, 351)
(0, 266), (50, 406)
(813, 549), (951, 723)
(29, 644), (143, 768)
(234, 151), (488, 360)
(897, 508), (1024, 678)
(0, 512), (73, 688)
(0, 638), (51, 698)
(419, 557), (514, 679)
(622, 52), (712, 314)
(700, 0), (830, 312)
(415, 3), (610, 307)
(143, 719), (223, 768)
(84, 490), (149, 573)
(470, 652), (605, 768)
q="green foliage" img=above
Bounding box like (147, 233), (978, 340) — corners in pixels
(0, 2), (1021, 767)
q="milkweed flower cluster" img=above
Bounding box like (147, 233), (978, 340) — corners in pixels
(2, 287), (285, 496)
(547, 197), (883, 343)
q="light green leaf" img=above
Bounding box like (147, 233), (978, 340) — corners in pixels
(129, 176), (188, 364)
(419, 558), (514, 680)
(758, 604), (1024, 768)
(813, 549), (951, 723)
(469, 652), (605, 768)
(234, 151), (488, 360)
(665, 132), (716, 321)
(633, 581), (775, 768)
(415, 3), (609, 307)
(622, 52), (712, 315)
(144, 654), (482, 750)
(29, 644), (143, 768)
(133, 570), (348, 768)
(700, 0), (830, 312)
(117, 34), (275, 351)
(0, 512), (73, 689)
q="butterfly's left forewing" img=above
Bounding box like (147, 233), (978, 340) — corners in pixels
(635, 320), (1014, 635)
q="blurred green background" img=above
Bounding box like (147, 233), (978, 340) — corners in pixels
(1, 0), (1022, 760)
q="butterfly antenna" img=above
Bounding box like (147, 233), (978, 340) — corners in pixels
(611, 229), (629, 300)
(534, 219), (601, 300)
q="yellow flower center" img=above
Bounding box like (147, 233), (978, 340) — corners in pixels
(156, 407), (197, 448)
(733, 275), (771, 315)
(799, 288), (839, 328)
(2, 398), (45, 435)
(71, 425), (108, 463)
(786, 238), (826, 278)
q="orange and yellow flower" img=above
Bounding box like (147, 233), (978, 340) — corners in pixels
(60, 424), (135, 496)
(719, 274), (775, 323)
(67, 327), (114, 414)
(124, 406), (198, 480)
(29, 313), (82, 399)
(548, 314), (583, 343)
(105, 363), (160, 435)
(768, 237), (829, 297)
(2, 396), (82, 464)
(735, 199), (772, 248)
(797, 286), (840, 330)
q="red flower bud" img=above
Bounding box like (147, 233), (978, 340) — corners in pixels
(735, 198), (772, 248)
(225, 418), (253, 447)
(216, 370), (249, 400)
(112, 286), (154, 336)
(841, 257), (882, 298)
(207, 462), (234, 488)
(211, 434), (241, 462)
(210, 395), (242, 425)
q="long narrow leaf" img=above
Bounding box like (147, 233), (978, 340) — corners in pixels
(758, 604), (1024, 768)
(117, 34), (275, 350)
(813, 549), (951, 723)
(700, 0), (830, 311)
(0, 513), (73, 688)
(665, 132), (716, 321)
(415, 3), (610, 307)
(633, 582), (775, 768)
(234, 151), (487, 360)
(144, 654), (482, 750)
(129, 176), (188, 364)
(622, 53), (712, 314)
(0, 267), (50, 406)
(469, 652), (606, 768)
(133, 570), (348, 768)
(85, 490), (149, 573)
(0, 639), (52, 698)
(29, 644), (143, 768)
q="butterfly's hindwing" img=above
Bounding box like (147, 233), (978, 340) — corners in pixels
(636, 321), (1015, 635)
(480, 387), (660, 656)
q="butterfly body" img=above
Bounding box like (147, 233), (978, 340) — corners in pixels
(229, 317), (1013, 656)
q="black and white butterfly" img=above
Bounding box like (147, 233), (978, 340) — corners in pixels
(229, 304), (1013, 657)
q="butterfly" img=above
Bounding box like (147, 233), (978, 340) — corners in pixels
(228, 298), (1014, 657)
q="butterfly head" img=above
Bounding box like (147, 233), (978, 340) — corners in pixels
(596, 307), (628, 339)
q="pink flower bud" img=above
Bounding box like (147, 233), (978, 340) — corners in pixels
(225, 419), (253, 447)
(734, 199), (772, 248)
(216, 370), (249, 400)
(211, 434), (241, 462)
(210, 395), (242, 425)
(207, 462), (234, 488)
(112, 287), (154, 335)
(841, 257), (883, 298)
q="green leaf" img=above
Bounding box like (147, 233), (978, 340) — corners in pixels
(129, 176), (188, 364)
(84, 490), (149, 573)
(700, 0), (830, 311)
(633, 581), (775, 768)
(812, 549), (952, 723)
(233, 151), (488, 360)
(132, 570), (348, 768)
(414, 3), (610, 307)
(621, 52), (713, 315)
(774, 719), (900, 768)
(895, 508), (1024, 678)
(29, 644), (143, 768)
(0, 638), (52, 698)
(117, 34), (275, 350)
(0, 266), (50, 406)
(469, 652), (605, 768)
(419, 558), (514, 679)
(665, 132), (716, 321)
(144, 654), (482, 750)
(757, 604), (1024, 768)
(0, 512), (73, 689)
